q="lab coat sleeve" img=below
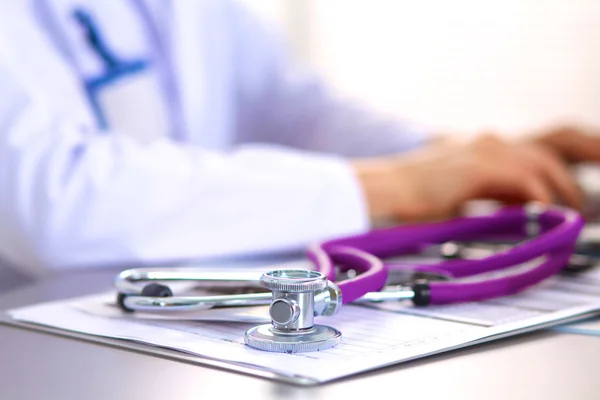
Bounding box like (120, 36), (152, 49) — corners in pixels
(0, 63), (369, 274)
(231, 3), (431, 158)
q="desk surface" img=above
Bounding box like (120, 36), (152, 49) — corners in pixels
(2, 269), (600, 400)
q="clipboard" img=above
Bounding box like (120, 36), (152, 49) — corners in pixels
(4, 269), (600, 386)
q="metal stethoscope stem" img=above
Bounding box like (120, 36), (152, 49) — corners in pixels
(115, 268), (414, 312)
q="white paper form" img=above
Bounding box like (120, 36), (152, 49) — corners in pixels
(8, 295), (484, 383)
(7, 264), (600, 384)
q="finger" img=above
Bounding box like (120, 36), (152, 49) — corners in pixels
(540, 128), (600, 163)
(524, 146), (582, 209)
(522, 175), (554, 205)
(469, 162), (554, 206)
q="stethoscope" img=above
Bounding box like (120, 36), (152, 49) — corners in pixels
(114, 204), (585, 353)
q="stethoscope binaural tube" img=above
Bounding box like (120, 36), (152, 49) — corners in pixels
(315, 205), (584, 306)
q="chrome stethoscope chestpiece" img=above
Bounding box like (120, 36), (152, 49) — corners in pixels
(244, 269), (342, 353)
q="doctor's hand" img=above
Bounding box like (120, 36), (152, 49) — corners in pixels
(352, 134), (584, 223)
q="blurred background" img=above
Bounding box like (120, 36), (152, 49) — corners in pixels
(242, 0), (600, 138)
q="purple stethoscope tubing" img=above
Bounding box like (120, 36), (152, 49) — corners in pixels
(308, 206), (585, 306)
(307, 243), (387, 305)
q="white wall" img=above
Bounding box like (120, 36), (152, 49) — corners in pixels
(309, 0), (600, 137)
(243, 0), (600, 138)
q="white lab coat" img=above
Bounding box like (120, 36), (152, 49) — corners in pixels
(0, 0), (427, 277)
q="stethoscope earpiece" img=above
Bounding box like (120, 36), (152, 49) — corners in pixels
(117, 283), (173, 312)
(141, 283), (173, 298)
